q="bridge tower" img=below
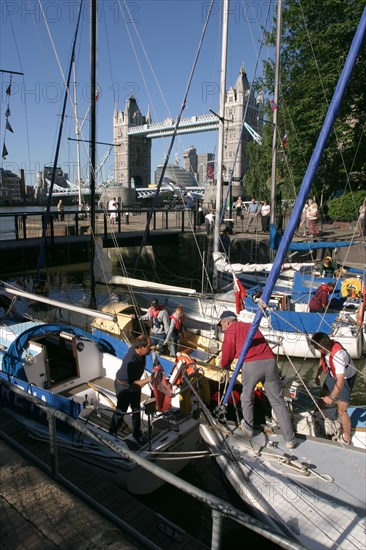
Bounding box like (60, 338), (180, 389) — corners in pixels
(222, 65), (262, 196)
(113, 96), (151, 192)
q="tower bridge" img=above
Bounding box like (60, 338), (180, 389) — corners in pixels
(113, 66), (263, 193)
(127, 114), (219, 138)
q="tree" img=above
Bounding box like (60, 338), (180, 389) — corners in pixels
(328, 190), (365, 221)
(246, 0), (366, 203)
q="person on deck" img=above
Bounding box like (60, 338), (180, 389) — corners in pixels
(109, 335), (153, 443)
(218, 311), (297, 449)
(309, 282), (336, 312)
(163, 304), (185, 357)
(140, 298), (170, 352)
(312, 332), (356, 445)
(260, 200), (271, 232)
(320, 256), (337, 277)
(246, 197), (260, 232)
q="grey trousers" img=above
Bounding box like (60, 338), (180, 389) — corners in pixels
(241, 357), (294, 442)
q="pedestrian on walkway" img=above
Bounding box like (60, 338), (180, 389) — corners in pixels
(307, 199), (319, 237)
(109, 198), (117, 224)
(260, 200), (271, 232)
(234, 196), (243, 221)
(357, 198), (366, 237)
(57, 200), (64, 221)
(246, 197), (260, 232)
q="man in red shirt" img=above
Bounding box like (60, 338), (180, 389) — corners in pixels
(309, 282), (336, 312)
(218, 311), (297, 449)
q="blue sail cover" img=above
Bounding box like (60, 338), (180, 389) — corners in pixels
(288, 241), (357, 251)
(270, 311), (338, 334)
(2, 323), (116, 379)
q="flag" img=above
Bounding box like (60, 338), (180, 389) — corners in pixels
(270, 99), (278, 111)
(2, 143), (8, 159)
(6, 84), (11, 96)
(207, 163), (214, 179)
(6, 120), (14, 133)
(233, 274), (246, 314)
(5, 107), (10, 118)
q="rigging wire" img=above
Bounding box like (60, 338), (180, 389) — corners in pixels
(132, 0), (216, 273)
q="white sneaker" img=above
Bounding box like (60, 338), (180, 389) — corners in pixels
(285, 438), (298, 449)
(240, 420), (253, 439)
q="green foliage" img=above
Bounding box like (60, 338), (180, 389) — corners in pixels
(328, 190), (366, 221)
(246, 0), (366, 202)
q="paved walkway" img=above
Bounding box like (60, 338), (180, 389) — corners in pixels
(0, 440), (139, 550)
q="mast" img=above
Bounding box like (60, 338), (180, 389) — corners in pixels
(270, 0), (283, 231)
(89, 0), (97, 308)
(73, 61), (83, 208)
(213, 0), (229, 290)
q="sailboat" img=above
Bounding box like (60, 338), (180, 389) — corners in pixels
(199, 4), (366, 548)
(0, 0), (205, 495)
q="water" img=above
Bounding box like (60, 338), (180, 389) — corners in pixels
(3, 263), (366, 548)
(0, 205), (78, 240)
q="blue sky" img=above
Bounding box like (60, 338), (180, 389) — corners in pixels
(1, 0), (275, 187)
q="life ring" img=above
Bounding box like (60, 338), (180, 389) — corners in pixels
(341, 278), (362, 298)
(170, 353), (197, 386)
(171, 354), (211, 414)
(357, 301), (364, 327)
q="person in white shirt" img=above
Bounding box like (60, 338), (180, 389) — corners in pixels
(260, 200), (271, 232)
(205, 212), (214, 235)
(312, 332), (357, 445)
(108, 198), (118, 224)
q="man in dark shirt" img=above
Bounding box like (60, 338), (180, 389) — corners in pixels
(109, 335), (153, 442)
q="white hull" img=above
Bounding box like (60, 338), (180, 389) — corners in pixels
(0, 319), (203, 495)
(200, 423), (366, 549)
(16, 413), (201, 495)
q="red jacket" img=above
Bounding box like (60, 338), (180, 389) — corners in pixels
(221, 321), (274, 368)
(309, 284), (331, 312)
